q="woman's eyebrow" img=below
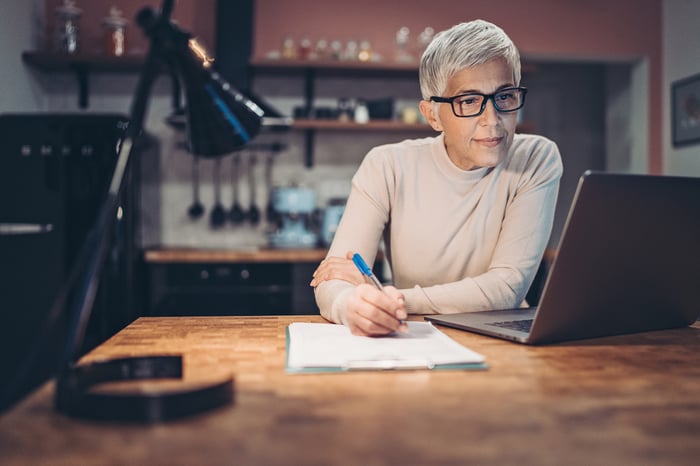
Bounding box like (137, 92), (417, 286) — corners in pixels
(451, 83), (516, 95)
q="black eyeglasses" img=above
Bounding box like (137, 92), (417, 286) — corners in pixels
(430, 87), (527, 118)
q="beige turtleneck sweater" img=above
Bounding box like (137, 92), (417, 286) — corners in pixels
(314, 133), (563, 324)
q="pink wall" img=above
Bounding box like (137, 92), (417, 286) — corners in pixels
(253, 0), (663, 173)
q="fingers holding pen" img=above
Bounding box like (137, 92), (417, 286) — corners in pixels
(346, 284), (407, 336)
(312, 252), (408, 336)
(381, 286), (407, 320)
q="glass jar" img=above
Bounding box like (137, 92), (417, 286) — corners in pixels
(102, 6), (129, 57)
(54, 0), (82, 54)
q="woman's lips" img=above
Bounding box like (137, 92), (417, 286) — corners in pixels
(474, 136), (503, 148)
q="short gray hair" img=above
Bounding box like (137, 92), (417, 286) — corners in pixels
(419, 20), (521, 100)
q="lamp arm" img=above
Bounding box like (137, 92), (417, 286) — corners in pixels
(53, 1), (234, 423)
(160, 0), (175, 21)
(62, 34), (164, 365)
(2, 0), (237, 419)
(61, 0), (180, 365)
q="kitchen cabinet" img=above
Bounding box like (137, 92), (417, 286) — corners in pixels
(143, 248), (384, 316)
(146, 261), (314, 315)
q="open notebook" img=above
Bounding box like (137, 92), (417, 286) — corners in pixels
(286, 322), (486, 372)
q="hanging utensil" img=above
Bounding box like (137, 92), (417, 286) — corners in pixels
(210, 158), (226, 228)
(264, 149), (279, 226)
(187, 156), (205, 219)
(246, 152), (260, 225)
(229, 152), (245, 224)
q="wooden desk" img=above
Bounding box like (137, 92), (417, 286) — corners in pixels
(2, 316), (699, 465)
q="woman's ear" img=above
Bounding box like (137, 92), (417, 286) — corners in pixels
(419, 100), (442, 132)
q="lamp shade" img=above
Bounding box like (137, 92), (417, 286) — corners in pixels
(138, 5), (264, 157)
(178, 39), (264, 157)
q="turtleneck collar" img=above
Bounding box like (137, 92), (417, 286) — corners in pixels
(430, 133), (493, 184)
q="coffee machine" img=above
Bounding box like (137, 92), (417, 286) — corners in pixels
(268, 187), (318, 248)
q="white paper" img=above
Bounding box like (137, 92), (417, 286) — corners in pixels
(287, 321), (485, 370)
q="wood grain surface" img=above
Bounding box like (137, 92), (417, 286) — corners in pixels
(1, 315), (699, 466)
(144, 248), (331, 264)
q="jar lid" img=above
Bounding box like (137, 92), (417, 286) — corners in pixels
(102, 6), (128, 28)
(55, 0), (82, 18)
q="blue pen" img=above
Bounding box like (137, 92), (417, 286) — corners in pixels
(352, 253), (405, 325)
(352, 253), (384, 290)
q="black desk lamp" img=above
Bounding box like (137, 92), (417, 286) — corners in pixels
(2, 0), (260, 421)
(134, 0), (264, 157)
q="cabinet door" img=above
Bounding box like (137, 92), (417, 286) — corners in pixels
(147, 262), (295, 315)
(291, 263), (317, 314)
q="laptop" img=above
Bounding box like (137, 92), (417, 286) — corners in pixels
(425, 171), (700, 344)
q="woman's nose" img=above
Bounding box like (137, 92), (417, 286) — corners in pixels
(478, 98), (501, 124)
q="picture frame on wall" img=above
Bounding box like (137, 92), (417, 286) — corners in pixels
(672, 72), (700, 147)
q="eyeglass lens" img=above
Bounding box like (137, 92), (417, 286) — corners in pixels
(453, 89), (524, 116)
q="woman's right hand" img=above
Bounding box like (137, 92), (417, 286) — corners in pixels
(345, 284), (408, 336)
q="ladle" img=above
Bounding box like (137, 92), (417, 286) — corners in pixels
(209, 159), (226, 228)
(264, 150), (279, 226)
(187, 156), (205, 219)
(247, 152), (261, 225)
(229, 153), (245, 224)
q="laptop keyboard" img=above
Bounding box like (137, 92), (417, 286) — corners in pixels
(487, 319), (534, 333)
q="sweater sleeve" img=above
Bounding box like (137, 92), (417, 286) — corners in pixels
(402, 138), (563, 314)
(314, 147), (392, 324)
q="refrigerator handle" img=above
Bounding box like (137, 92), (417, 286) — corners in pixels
(0, 223), (54, 236)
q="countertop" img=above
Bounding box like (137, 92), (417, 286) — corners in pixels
(144, 247), (330, 264)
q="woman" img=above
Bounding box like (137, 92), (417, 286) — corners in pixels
(311, 20), (563, 336)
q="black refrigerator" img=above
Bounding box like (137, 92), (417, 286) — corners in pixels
(0, 113), (139, 410)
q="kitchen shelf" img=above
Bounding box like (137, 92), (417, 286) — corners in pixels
(252, 58), (538, 166)
(24, 52), (536, 158)
(291, 119), (431, 131)
(250, 58), (428, 166)
(22, 51), (148, 108)
(250, 57), (536, 76)
(249, 57), (420, 76)
(22, 51), (145, 72)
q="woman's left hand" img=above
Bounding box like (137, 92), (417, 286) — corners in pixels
(310, 250), (364, 287)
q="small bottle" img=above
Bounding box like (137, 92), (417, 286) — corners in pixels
(358, 40), (372, 62)
(54, 0), (82, 54)
(395, 26), (414, 63)
(281, 36), (297, 59)
(343, 40), (358, 61)
(330, 40), (343, 60)
(337, 98), (353, 122)
(298, 37), (312, 60)
(102, 6), (129, 57)
(314, 39), (328, 60)
(354, 99), (369, 124)
(418, 27), (435, 54)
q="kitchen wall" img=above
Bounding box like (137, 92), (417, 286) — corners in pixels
(663, 0), (700, 176)
(4, 1), (697, 252)
(0, 0), (45, 111)
(250, 0), (663, 249)
(253, 0), (663, 174)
